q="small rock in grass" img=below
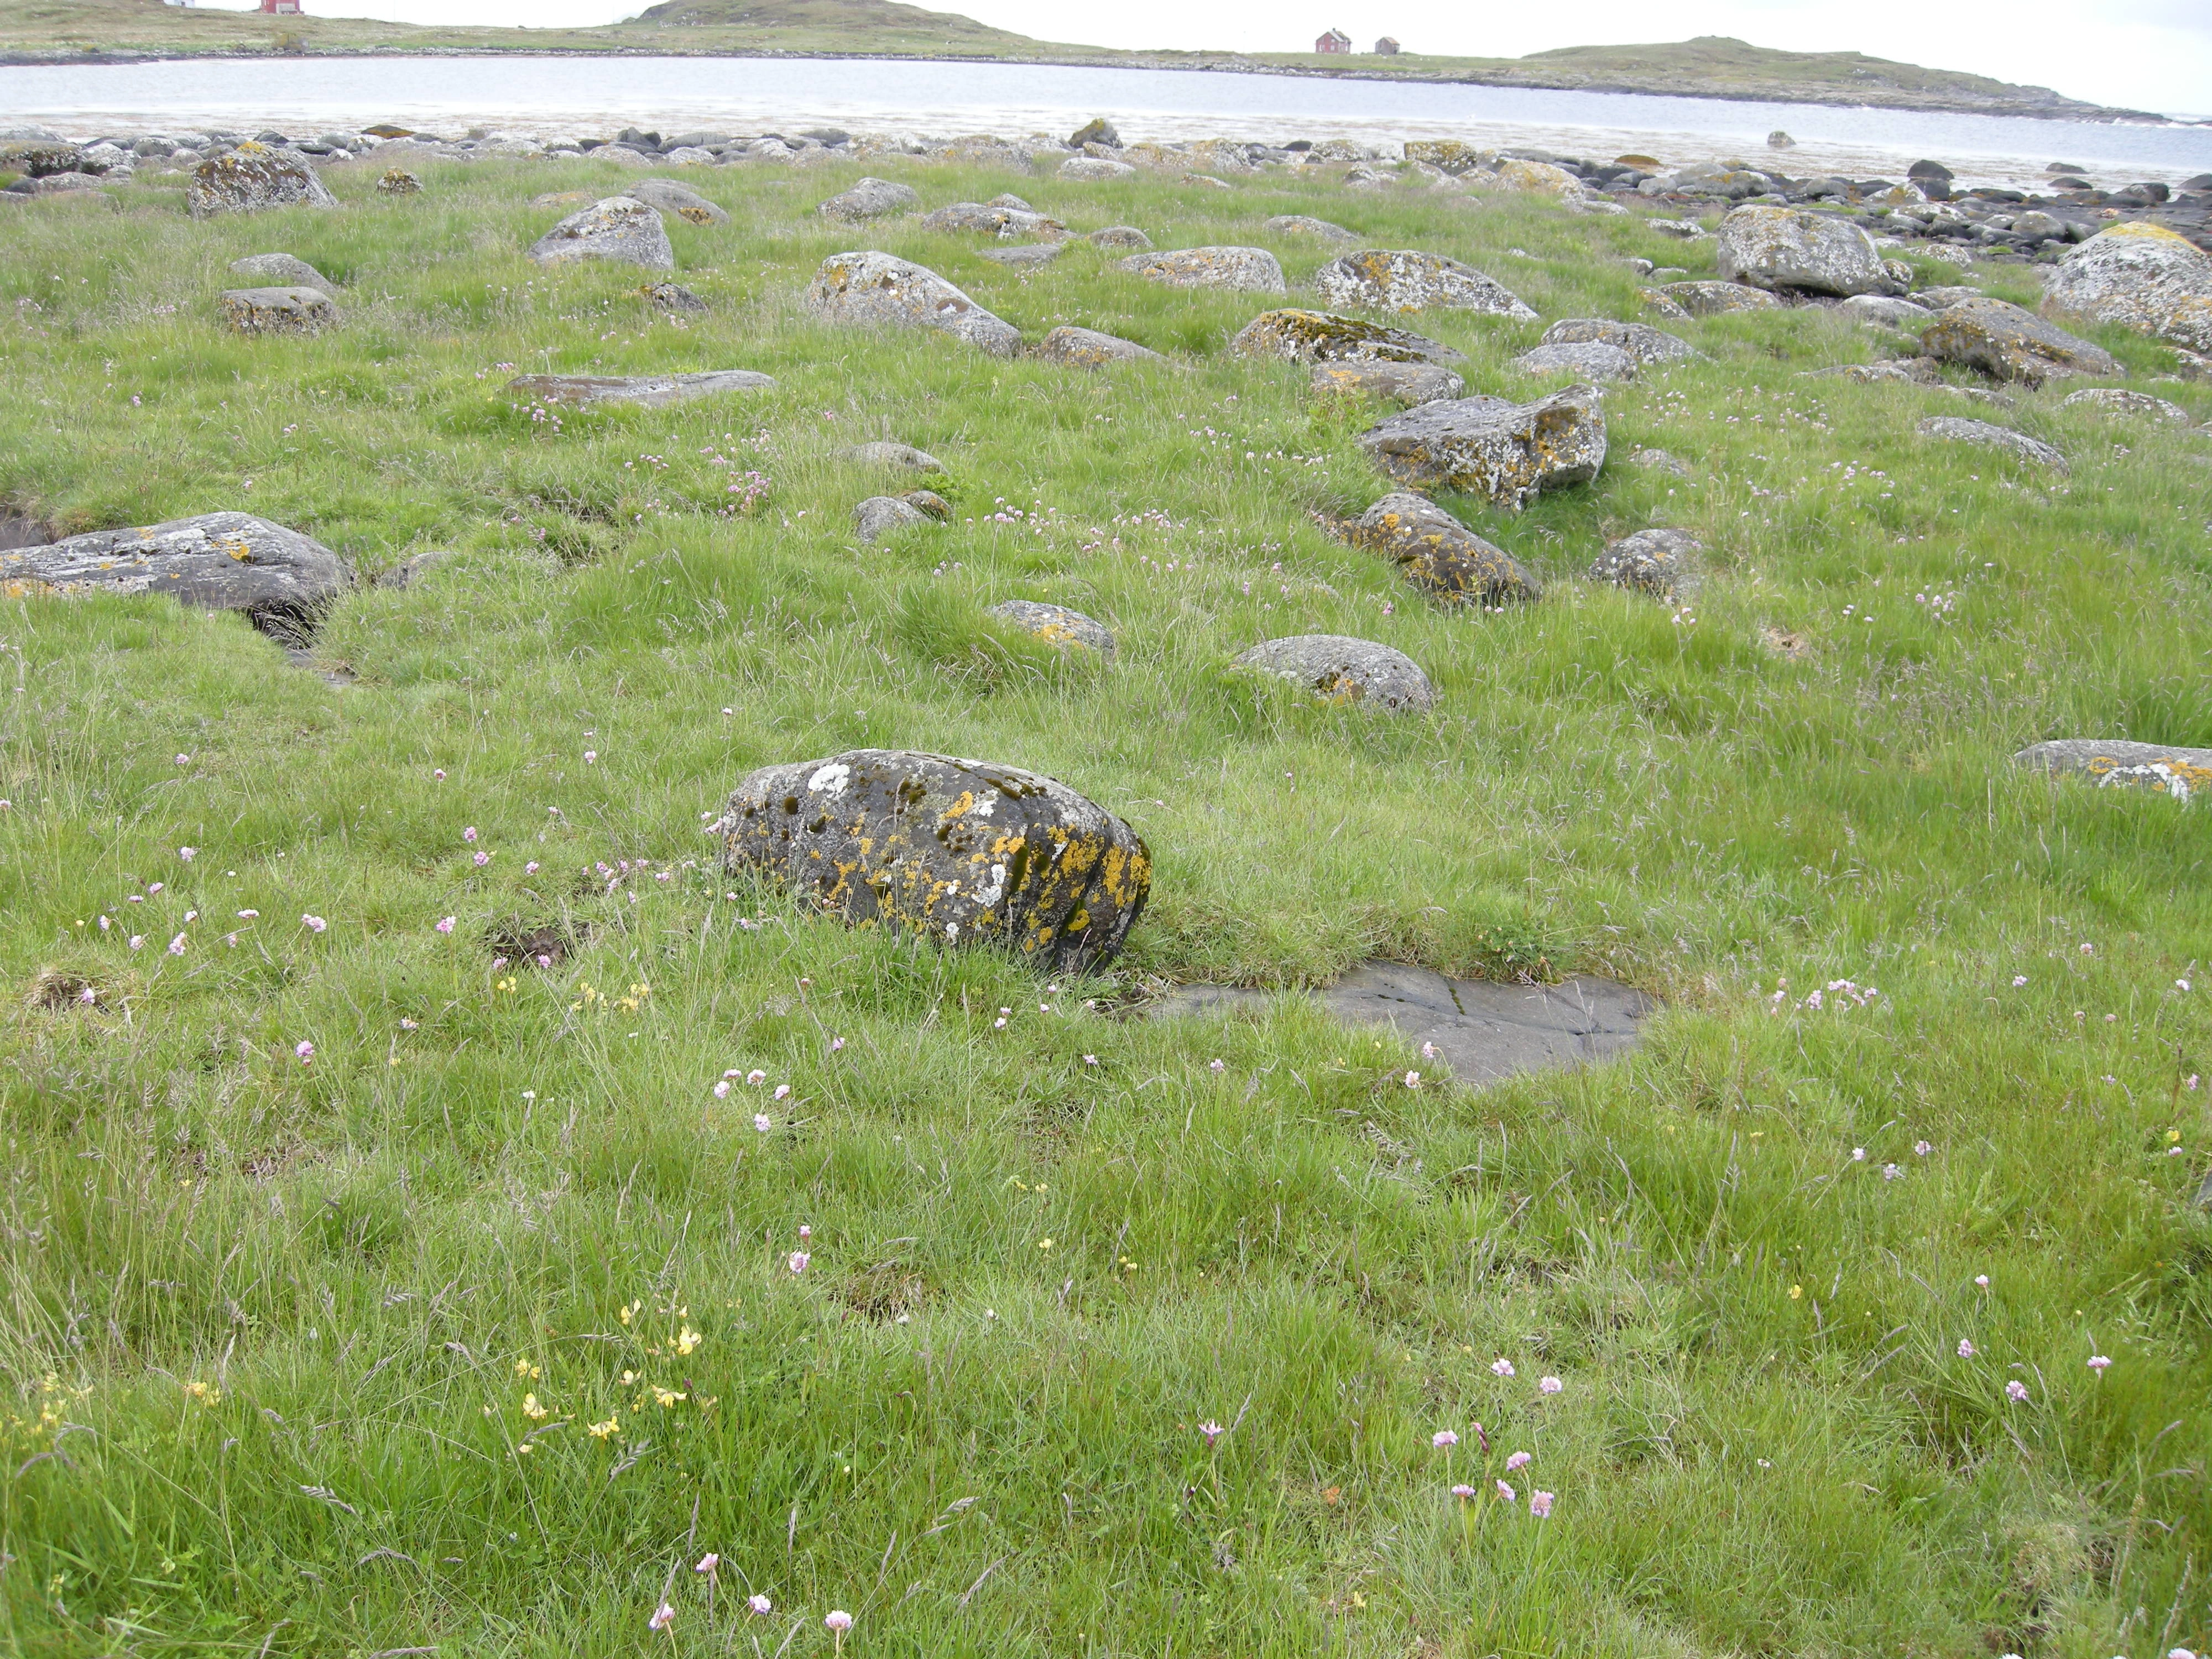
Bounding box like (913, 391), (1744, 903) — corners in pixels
(1118, 246), (1285, 293)
(527, 196), (674, 270)
(2013, 738), (2212, 802)
(507, 369), (773, 408)
(854, 497), (928, 542)
(1590, 528), (1702, 600)
(900, 489), (951, 520)
(1839, 294), (1936, 328)
(1313, 248), (1536, 318)
(2059, 387), (2191, 423)
(1233, 634), (1436, 713)
(1266, 213), (1360, 243)
(1626, 446), (1691, 475)
(375, 168), (421, 195)
(1231, 308), (1460, 364)
(228, 252), (335, 295)
(988, 599), (1116, 659)
(1760, 624), (1809, 659)
(1514, 341), (1637, 380)
(1540, 318), (1695, 364)
(640, 280), (707, 314)
(1336, 492), (1540, 606)
(1920, 295), (2118, 385)
(189, 141), (337, 217)
(1310, 361), (1465, 404)
(921, 201), (1067, 239)
(0, 510), (349, 637)
(1660, 280), (1782, 317)
(816, 176), (920, 221)
(1357, 385), (1608, 510)
(1032, 325), (1162, 367)
(716, 749), (1150, 971)
(1639, 288), (1694, 321)
(805, 251), (1021, 356)
(1061, 156), (1136, 180)
(987, 192), (1034, 210)
(980, 243), (1063, 268)
(624, 178), (729, 226)
(375, 549), (455, 589)
(1916, 415), (2067, 472)
(218, 286), (337, 335)
(844, 441), (943, 472)
(1088, 225), (1152, 249)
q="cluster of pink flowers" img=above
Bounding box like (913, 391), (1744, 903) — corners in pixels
(1765, 977), (1880, 1014)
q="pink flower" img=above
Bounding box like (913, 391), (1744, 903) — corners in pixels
(1421, 1041), (1437, 1060)
(649, 1602), (674, 1631)
(432, 768), (446, 780)
(1198, 1420), (1224, 1445)
(1528, 1490), (1553, 1519)
(1975, 1274), (1990, 1288)
(748, 1594), (772, 1615)
(830, 1036), (844, 1052)
(301, 914), (326, 932)
(525, 860), (540, 875)
(168, 933), (188, 955)
(1957, 1338), (1975, 1358)
(787, 1250), (808, 1274)
(753, 1114), (773, 1133)
(583, 750), (598, 764)
(1495, 1480), (1515, 1503)
(463, 827), (477, 842)
(178, 846), (196, 861)
(1404, 1071), (1420, 1088)
(747, 1069), (766, 1085)
(2012, 974), (2027, 987)
(797, 1225), (811, 1240)
(295, 1040), (314, 1063)
(1490, 1358), (1515, 1378)
(694, 1553), (718, 1573)
(1537, 1376), (1562, 1395)
(400, 1018), (418, 1030)
(2087, 1355), (2111, 1371)
(473, 851), (489, 867)
(435, 916), (455, 934)
(713, 1081), (731, 1098)
(1432, 1430), (1458, 1449)
(773, 1083), (791, 1101)
(128, 935), (145, 950)
(1505, 1451), (1531, 1471)
(824, 1611), (853, 1633)
(1208, 1058), (1224, 1073)
(1450, 1483), (1475, 1499)
(1882, 1163), (1901, 1180)
(1914, 1140), (1932, 1156)
(174, 753), (190, 766)
(2005, 1380), (2028, 1402)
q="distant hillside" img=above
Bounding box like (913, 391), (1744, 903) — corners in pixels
(0, 0), (2164, 124)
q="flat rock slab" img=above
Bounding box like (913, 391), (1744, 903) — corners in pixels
(805, 251), (1021, 356)
(1231, 308), (1460, 365)
(1311, 360), (1465, 403)
(0, 510), (350, 637)
(1540, 318), (1695, 364)
(1149, 963), (1652, 1088)
(1917, 415), (2067, 472)
(1119, 246), (1286, 293)
(507, 370), (774, 407)
(1313, 249), (1535, 318)
(1919, 296), (2117, 385)
(988, 599), (1116, 658)
(1033, 325), (1162, 366)
(2015, 739), (2212, 802)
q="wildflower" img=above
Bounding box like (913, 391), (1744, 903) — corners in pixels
(652, 1387), (685, 1407)
(773, 1083), (791, 1101)
(463, 827), (477, 842)
(588, 1418), (618, 1438)
(747, 1069), (766, 1085)
(1432, 1430), (1459, 1449)
(400, 1018), (418, 1030)
(1404, 1071), (1420, 1088)
(521, 1393), (548, 1420)
(1882, 1163), (1901, 1180)
(1505, 1451), (1531, 1471)
(830, 1036), (844, 1052)
(1528, 1490), (1553, 1518)
(2080, 943), (2094, 954)
(748, 1594), (773, 1615)
(435, 916), (455, 934)
(179, 846), (196, 861)
(525, 860), (540, 874)
(1490, 1358), (1515, 1378)
(2012, 975), (2027, 987)
(295, 1040), (314, 1063)
(825, 1611), (853, 1634)
(1957, 1339), (1975, 1358)
(649, 1603), (674, 1631)
(1208, 1058), (1224, 1073)
(1198, 1420), (1224, 1445)
(787, 1251), (808, 1274)
(2087, 1354), (2111, 1371)
(2179, 980), (2192, 992)
(676, 1326), (701, 1355)
(474, 851), (490, 867)
(1538, 1376), (1563, 1395)
(713, 1081), (731, 1098)
(695, 1553), (718, 1574)
(2006, 1380), (2028, 1402)
(583, 750), (598, 764)
(168, 933), (188, 955)
(754, 1114), (773, 1133)
(1496, 1480), (1516, 1503)
(1914, 1140), (1932, 1156)
(1084, 1055), (1098, 1066)
(1450, 1483), (1476, 1499)
(1421, 1041), (1437, 1060)
(1850, 1147), (1866, 1162)
(1788, 1285), (1802, 1300)
(127, 934), (145, 949)
(798, 1225), (811, 1240)
(433, 768), (446, 780)
(1975, 1274), (1990, 1288)
(175, 753), (190, 766)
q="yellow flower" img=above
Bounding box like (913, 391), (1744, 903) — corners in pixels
(652, 1387), (686, 1408)
(1038, 1238), (1053, 1251)
(588, 1418), (619, 1439)
(521, 1394), (549, 1421)
(620, 1369), (638, 1385)
(1788, 1285), (1803, 1300)
(513, 1358), (541, 1379)
(497, 976), (517, 993)
(676, 1326), (702, 1356)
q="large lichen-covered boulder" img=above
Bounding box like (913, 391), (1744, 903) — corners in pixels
(1355, 385), (1608, 510)
(1313, 249), (1536, 318)
(816, 177), (920, 221)
(1658, 280), (1781, 317)
(2041, 223), (2212, 355)
(1493, 158), (1583, 197)
(0, 511), (351, 635)
(1310, 361), (1465, 404)
(1060, 156), (1136, 180)
(715, 750), (1151, 970)
(1233, 635), (1436, 712)
(187, 142), (338, 218)
(623, 178), (729, 225)
(1335, 492), (1541, 606)
(1118, 246), (1286, 293)
(1403, 139), (1484, 175)
(2013, 738), (2212, 804)
(1514, 341), (1637, 381)
(1919, 296), (2118, 384)
(217, 286), (338, 335)
(526, 197), (675, 270)
(920, 201), (1067, 239)
(804, 251), (1021, 356)
(2059, 387), (2192, 423)
(987, 599), (1116, 659)
(1716, 205), (1894, 296)
(1589, 528), (1702, 600)
(1230, 309), (1460, 365)
(1265, 213), (1360, 243)
(1032, 325), (1164, 367)
(1916, 416), (2067, 473)
(1540, 318), (1695, 364)
(505, 369), (775, 408)
(229, 252), (335, 295)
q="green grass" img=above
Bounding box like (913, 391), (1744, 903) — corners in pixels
(1, 154), (2210, 1659)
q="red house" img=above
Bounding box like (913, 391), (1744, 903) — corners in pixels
(1314, 28), (1350, 53)
(259, 0), (303, 13)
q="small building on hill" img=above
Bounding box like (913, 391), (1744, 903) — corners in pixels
(258, 0), (304, 13)
(1374, 36), (1401, 54)
(1314, 28), (1351, 54)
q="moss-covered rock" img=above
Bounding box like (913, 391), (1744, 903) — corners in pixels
(1920, 295), (2118, 384)
(1334, 492), (1541, 606)
(187, 141), (336, 218)
(1356, 385), (1608, 509)
(1313, 248), (1536, 318)
(1230, 308), (1460, 365)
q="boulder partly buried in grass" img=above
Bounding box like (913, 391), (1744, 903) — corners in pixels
(218, 286), (338, 335)
(623, 178), (730, 225)
(1539, 318), (1695, 365)
(1312, 249), (1536, 318)
(1310, 360), (1466, 404)
(1335, 492), (1540, 606)
(804, 251), (1022, 356)
(1513, 341), (1637, 381)
(2041, 222), (2212, 356)
(1032, 325), (1163, 367)
(1658, 280), (1780, 317)
(854, 497), (930, 542)
(1231, 309), (1460, 365)
(1266, 213), (1360, 243)
(715, 749), (1151, 971)
(228, 252), (335, 295)
(1118, 246), (1286, 293)
(987, 599), (1116, 659)
(1919, 296), (2117, 385)
(527, 196), (675, 270)
(2058, 387), (2191, 423)
(921, 201), (1067, 239)
(1356, 385), (1608, 509)
(1233, 634), (1437, 712)
(506, 369), (775, 408)
(1590, 528), (1702, 600)
(1916, 416), (2067, 473)
(2013, 738), (2212, 803)
(0, 511), (351, 637)
(189, 142), (337, 218)
(816, 177), (921, 221)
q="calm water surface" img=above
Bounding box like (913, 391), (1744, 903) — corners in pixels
(3, 55), (2209, 186)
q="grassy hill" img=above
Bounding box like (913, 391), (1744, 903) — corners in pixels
(0, 0), (2157, 122)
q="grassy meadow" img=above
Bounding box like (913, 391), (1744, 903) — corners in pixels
(1, 153), (2210, 1658)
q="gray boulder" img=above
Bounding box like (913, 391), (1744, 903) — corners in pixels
(804, 251), (1021, 356)
(1313, 249), (1536, 318)
(1068, 118), (1120, 148)
(1230, 308), (1460, 365)
(623, 178), (729, 225)
(817, 177), (921, 221)
(980, 243), (1062, 269)
(715, 749), (1151, 970)
(854, 497), (928, 542)
(1916, 416), (2067, 472)
(1061, 157), (1136, 181)
(640, 280), (708, 314)
(1310, 361), (1466, 404)
(1513, 341), (1637, 381)
(1233, 635), (1436, 712)
(1911, 286), (1983, 309)
(1266, 214), (1360, 243)
(1920, 295), (2118, 384)
(188, 142), (338, 218)
(1118, 246), (1286, 293)
(1356, 385), (1608, 509)
(228, 252), (335, 295)
(2041, 223), (2212, 355)
(1717, 205), (1893, 296)
(987, 599), (1117, 659)
(527, 197), (675, 270)
(1658, 280), (1781, 317)
(0, 137), (82, 177)
(218, 286), (338, 335)
(0, 511), (349, 637)
(1032, 325), (1164, 367)
(1589, 528), (1702, 600)
(1838, 294), (1936, 328)
(505, 369), (774, 408)
(920, 201), (1066, 239)
(1539, 318), (1695, 364)
(844, 441), (943, 472)
(1088, 225), (1152, 249)
(2059, 387), (2192, 423)
(2013, 738), (2212, 804)
(1336, 493), (1540, 606)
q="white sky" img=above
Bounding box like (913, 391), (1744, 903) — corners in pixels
(216, 0), (2212, 118)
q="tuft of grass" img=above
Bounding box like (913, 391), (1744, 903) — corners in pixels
(0, 152), (2208, 1659)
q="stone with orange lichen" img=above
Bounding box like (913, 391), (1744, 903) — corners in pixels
(1313, 249), (1535, 319)
(716, 750), (1150, 970)
(987, 600), (1116, 659)
(2012, 740), (2212, 804)
(0, 511), (351, 639)
(1355, 385), (1607, 510)
(1333, 493), (1539, 606)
